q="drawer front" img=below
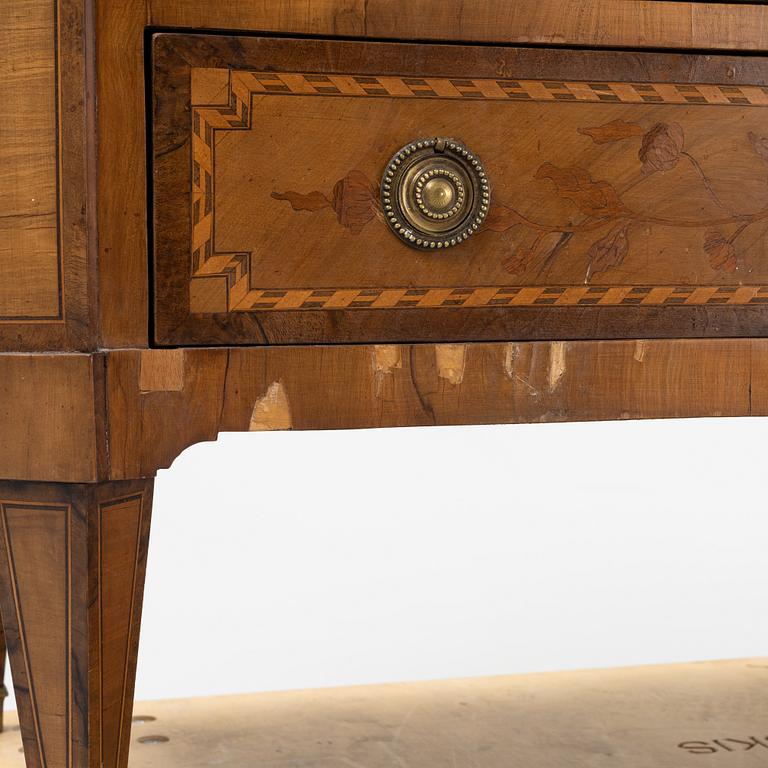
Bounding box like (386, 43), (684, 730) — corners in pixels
(152, 35), (768, 345)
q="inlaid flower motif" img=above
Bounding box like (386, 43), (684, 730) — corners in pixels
(502, 235), (541, 276)
(331, 170), (379, 234)
(638, 122), (685, 174)
(586, 224), (630, 280)
(274, 121), (768, 284)
(704, 229), (737, 273)
(748, 131), (768, 164)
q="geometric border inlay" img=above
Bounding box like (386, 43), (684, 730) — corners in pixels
(191, 71), (768, 312)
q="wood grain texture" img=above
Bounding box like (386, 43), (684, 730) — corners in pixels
(104, 340), (766, 479)
(0, 0), (94, 352)
(98, 0), (768, 349)
(148, 0), (768, 52)
(95, 0), (149, 349)
(138, 349), (185, 393)
(0, 354), (103, 483)
(153, 35), (768, 345)
(4, 4), (768, 767)
(0, 480), (153, 768)
(95, 489), (153, 768)
(1, 0), (60, 323)
(2, 339), (766, 482)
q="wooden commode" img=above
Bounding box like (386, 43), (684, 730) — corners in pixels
(2, 2), (768, 767)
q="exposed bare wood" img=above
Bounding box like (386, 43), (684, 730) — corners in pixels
(104, 340), (765, 479)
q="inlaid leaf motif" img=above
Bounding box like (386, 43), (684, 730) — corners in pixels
(535, 163), (630, 219)
(748, 131), (768, 164)
(503, 232), (568, 276)
(586, 224), (630, 280)
(271, 190), (330, 212)
(272, 170), (378, 235)
(331, 170), (379, 234)
(704, 229), (737, 273)
(639, 122), (684, 174)
(578, 119), (644, 145)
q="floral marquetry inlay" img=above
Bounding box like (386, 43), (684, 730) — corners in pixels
(189, 69), (768, 313)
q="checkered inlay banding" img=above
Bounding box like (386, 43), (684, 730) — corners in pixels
(189, 70), (768, 314)
(234, 285), (768, 311)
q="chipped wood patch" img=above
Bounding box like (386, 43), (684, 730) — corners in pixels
(249, 382), (293, 431)
(503, 343), (519, 379)
(548, 342), (567, 392)
(505, 343), (539, 396)
(435, 344), (467, 386)
(372, 345), (403, 396)
(139, 349), (185, 393)
(634, 340), (649, 363)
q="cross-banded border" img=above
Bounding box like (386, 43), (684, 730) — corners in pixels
(236, 285), (768, 310)
(191, 70), (768, 313)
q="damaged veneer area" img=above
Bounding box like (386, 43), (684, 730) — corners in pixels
(1, 340), (764, 483)
(100, 339), (767, 480)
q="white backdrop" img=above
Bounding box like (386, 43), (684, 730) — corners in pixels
(5, 418), (768, 709)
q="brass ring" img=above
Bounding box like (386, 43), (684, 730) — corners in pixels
(380, 138), (490, 250)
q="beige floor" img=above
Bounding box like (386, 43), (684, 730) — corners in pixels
(1, 659), (767, 767)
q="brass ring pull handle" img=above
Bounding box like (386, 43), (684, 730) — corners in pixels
(381, 138), (490, 249)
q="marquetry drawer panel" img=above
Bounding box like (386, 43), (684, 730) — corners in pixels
(152, 35), (768, 345)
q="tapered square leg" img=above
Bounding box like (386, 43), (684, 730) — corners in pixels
(0, 620), (6, 733)
(0, 480), (153, 768)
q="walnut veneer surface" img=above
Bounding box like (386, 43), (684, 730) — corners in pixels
(154, 36), (768, 345)
(2, 2), (768, 767)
